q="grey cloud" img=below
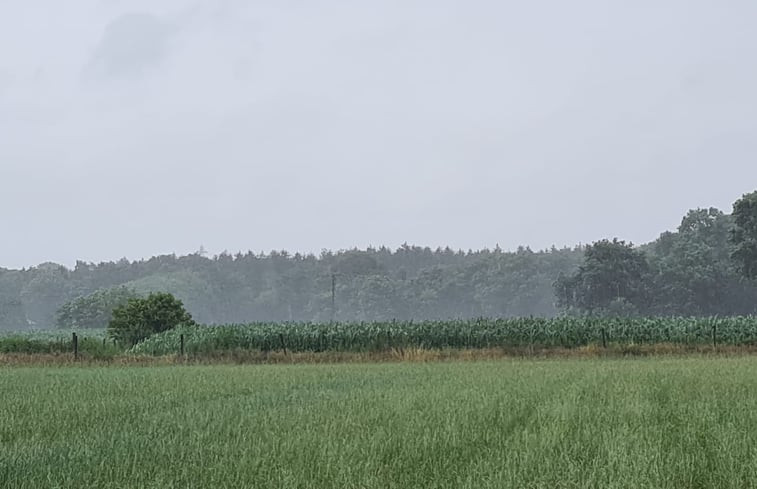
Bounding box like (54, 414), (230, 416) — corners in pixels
(1, 0), (757, 269)
(0, 69), (11, 94)
(84, 12), (174, 80)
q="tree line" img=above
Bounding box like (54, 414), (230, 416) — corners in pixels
(556, 192), (757, 317)
(1, 191), (756, 330)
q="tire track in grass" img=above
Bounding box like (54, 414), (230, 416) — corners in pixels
(424, 361), (595, 488)
(491, 361), (609, 488)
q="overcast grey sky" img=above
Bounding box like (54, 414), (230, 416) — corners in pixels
(2, 0), (756, 269)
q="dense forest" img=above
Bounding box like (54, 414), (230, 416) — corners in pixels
(0, 244), (583, 329)
(2, 197), (757, 330)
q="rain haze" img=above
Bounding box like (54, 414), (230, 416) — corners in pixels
(2, 0), (757, 269)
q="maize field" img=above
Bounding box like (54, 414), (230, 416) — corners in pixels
(131, 317), (757, 355)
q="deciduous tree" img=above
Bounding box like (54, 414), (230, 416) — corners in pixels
(108, 292), (194, 345)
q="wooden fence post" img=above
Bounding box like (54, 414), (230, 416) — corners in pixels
(180, 334), (185, 356)
(279, 333), (287, 355)
(72, 333), (78, 360)
(712, 324), (717, 348)
(601, 328), (607, 349)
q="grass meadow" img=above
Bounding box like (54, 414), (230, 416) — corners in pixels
(3, 357), (757, 488)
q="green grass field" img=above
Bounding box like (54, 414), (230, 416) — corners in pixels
(3, 357), (757, 488)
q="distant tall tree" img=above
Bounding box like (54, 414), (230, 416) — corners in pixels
(648, 208), (753, 315)
(731, 191), (757, 280)
(19, 263), (73, 327)
(555, 239), (650, 316)
(56, 286), (140, 329)
(0, 269), (27, 330)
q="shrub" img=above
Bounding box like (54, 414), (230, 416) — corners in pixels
(108, 292), (194, 346)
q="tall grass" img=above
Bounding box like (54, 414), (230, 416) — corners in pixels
(0, 329), (116, 357)
(4, 358), (757, 488)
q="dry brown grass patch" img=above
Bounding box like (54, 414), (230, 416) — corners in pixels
(3, 343), (757, 367)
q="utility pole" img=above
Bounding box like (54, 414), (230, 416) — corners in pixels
(331, 274), (336, 322)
